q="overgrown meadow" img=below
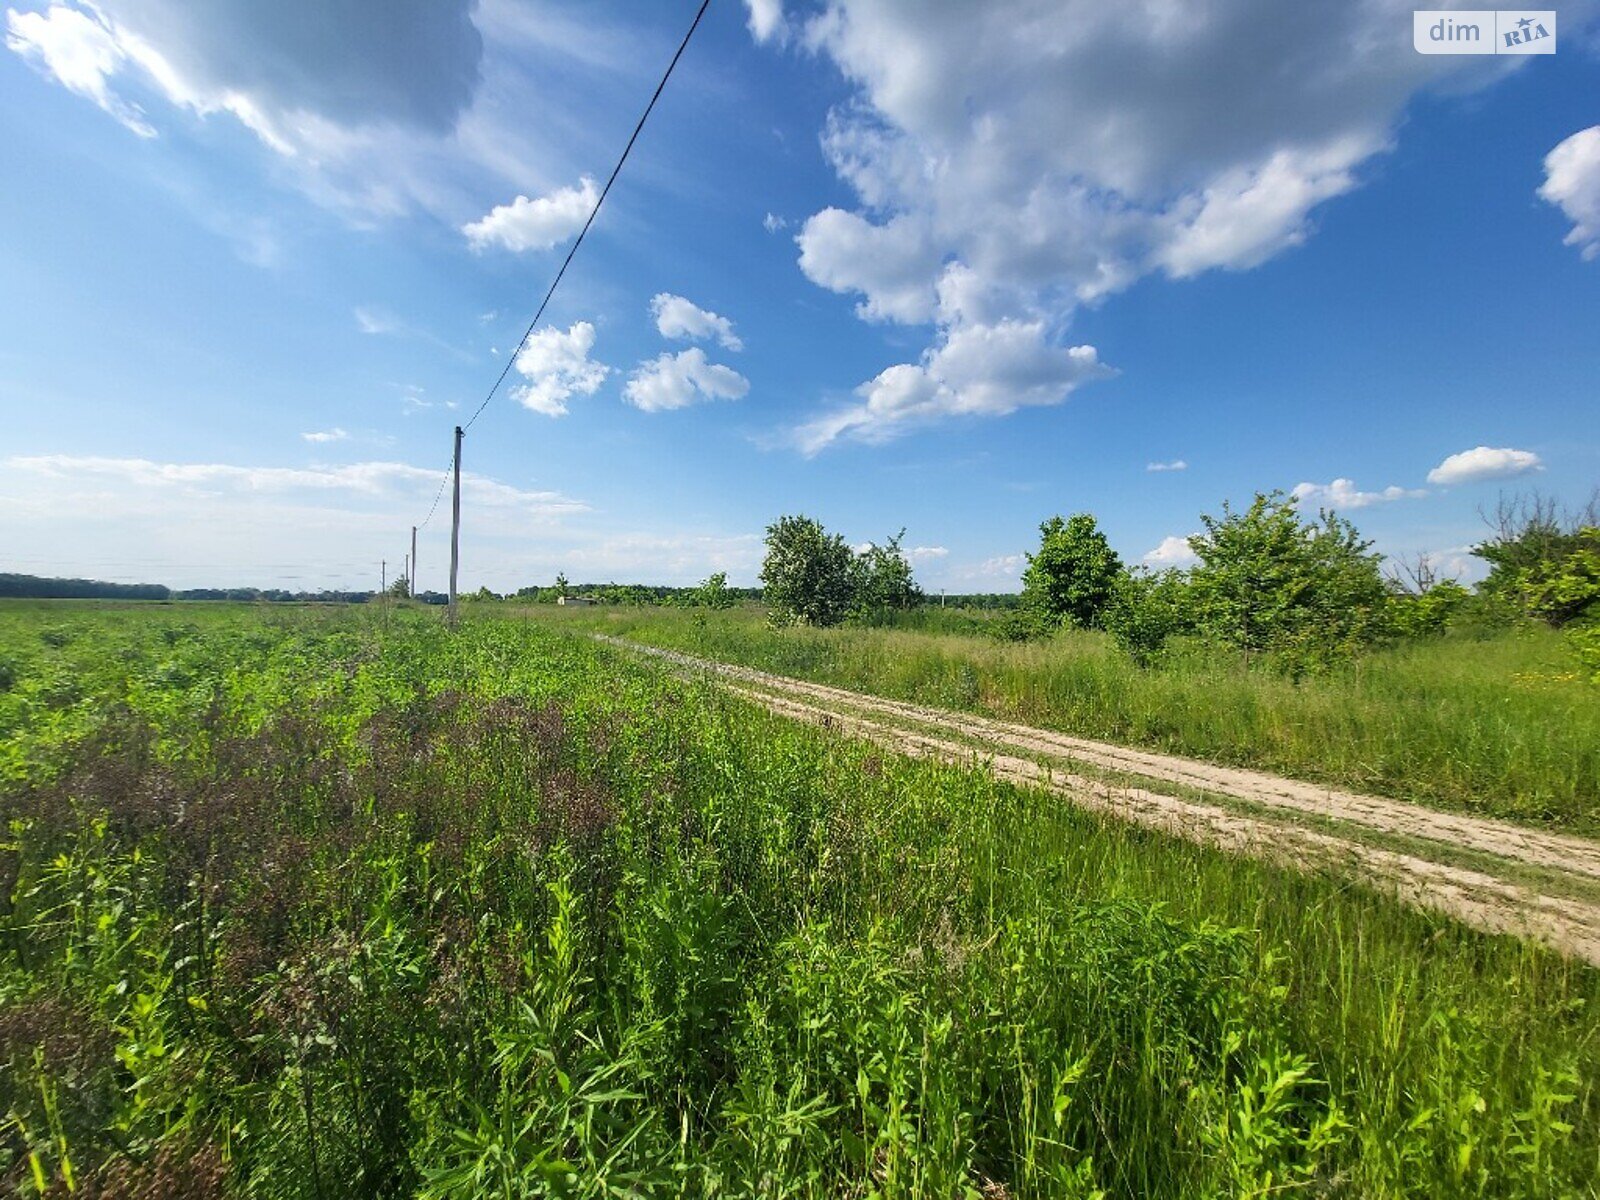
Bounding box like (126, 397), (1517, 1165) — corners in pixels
(2, 602), (1598, 1196)
(536, 602), (1600, 832)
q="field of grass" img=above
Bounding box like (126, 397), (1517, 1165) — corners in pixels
(531, 603), (1600, 832)
(2, 601), (1599, 1196)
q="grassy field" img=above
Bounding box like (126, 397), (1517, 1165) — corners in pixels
(530, 603), (1600, 832)
(2, 601), (1599, 1196)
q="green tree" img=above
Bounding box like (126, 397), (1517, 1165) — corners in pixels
(695, 571), (735, 610)
(1188, 491), (1388, 672)
(554, 572), (569, 601)
(1020, 514), (1123, 629)
(760, 515), (856, 627)
(853, 529), (923, 616)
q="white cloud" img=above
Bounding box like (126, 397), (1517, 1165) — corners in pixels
(1539, 126), (1600, 261)
(1147, 459), (1187, 472)
(906, 545), (948, 564)
(1156, 138), (1370, 278)
(972, 553), (1025, 580)
(744, 0), (786, 44)
(5, 454), (585, 519)
(1143, 535), (1199, 568)
(0, 453), (768, 592)
(1426, 446), (1543, 486)
(762, 212), (788, 233)
(355, 306), (399, 335)
(796, 208), (940, 324)
(758, 0), (1538, 444)
(1290, 478), (1427, 510)
(512, 321), (608, 417)
(5, 4), (153, 136)
(5, 1), (481, 163)
(623, 348), (749, 412)
(463, 177), (598, 253)
(793, 319), (1113, 453)
(650, 293), (743, 351)
(301, 428), (349, 444)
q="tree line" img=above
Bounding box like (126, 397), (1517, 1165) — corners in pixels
(754, 489), (1600, 680)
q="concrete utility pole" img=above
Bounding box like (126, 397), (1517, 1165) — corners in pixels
(402, 553), (409, 597)
(410, 525), (418, 594)
(448, 425), (463, 626)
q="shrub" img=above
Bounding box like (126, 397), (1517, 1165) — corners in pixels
(852, 530), (923, 616)
(1105, 570), (1195, 664)
(1187, 492), (1388, 674)
(1386, 579), (1470, 638)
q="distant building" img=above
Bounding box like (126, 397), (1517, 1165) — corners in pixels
(557, 595), (595, 606)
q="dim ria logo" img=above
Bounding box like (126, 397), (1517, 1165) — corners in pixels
(1414, 10), (1555, 54)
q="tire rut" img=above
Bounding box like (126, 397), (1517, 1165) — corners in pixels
(596, 636), (1600, 964)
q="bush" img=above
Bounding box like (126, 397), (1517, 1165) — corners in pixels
(1385, 579), (1470, 638)
(1105, 570), (1195, 665)
(1187, 492), (1389, 675)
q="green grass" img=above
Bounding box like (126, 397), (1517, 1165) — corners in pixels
(530, 602), (1600, 832)
(1, 601), (1598, 1196)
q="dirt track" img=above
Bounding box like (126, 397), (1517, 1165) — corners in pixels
(598, 636), (1600, 965)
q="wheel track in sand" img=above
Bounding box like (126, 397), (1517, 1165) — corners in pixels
(596, 635), (1600, 965)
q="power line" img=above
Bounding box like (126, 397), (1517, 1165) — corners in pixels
(460, 0), (712, 433)
(407, 0), (712, 591)
(417, 448), (456, 531)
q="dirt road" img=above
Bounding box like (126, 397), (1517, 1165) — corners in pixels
(598, 635), (1600, 965)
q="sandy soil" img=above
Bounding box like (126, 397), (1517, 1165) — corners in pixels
(599, 636), (1600, 965)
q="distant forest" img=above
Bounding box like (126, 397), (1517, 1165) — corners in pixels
(0, 572), (1023, 609)
(0, 573), (442, 605)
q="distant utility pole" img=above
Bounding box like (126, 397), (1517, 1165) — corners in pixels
(402, 553), (409, 597)
(381, 559), (388, 628)
(448, 425), (463, 626)
(410, 525), (417, 594)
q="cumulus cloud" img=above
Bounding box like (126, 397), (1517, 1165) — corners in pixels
(793, 319), (1113, 453)
(1426, 446), (1543, 486)
(1147, 459), (1187, 472)
(1143, 535), (1199, 568)
(623, 348), (749, 412)
(1539, 126), (1600, 261)
(762, 212), (788, 233)
(906, 545), (948, 563)
(512, 321), (608, 417)
(301, 428), (348, 443)
(757, 0), (1540, 445)
(796, 209), (941, 324)
(463, 177), (598, 253)
(744, 0), (786, 44)
(5, 0), (481, 154)
(1290, 478), (1427, 510)
(650, 293), (743, 351)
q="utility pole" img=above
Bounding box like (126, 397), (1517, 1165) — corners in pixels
(402, 553), (409, 598)
(410, 525), (417, 595)
(381, 559), (388, 629)
(448, 425), (463, 626)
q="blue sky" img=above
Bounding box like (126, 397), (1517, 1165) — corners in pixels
(1, 0), (1597, 593)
